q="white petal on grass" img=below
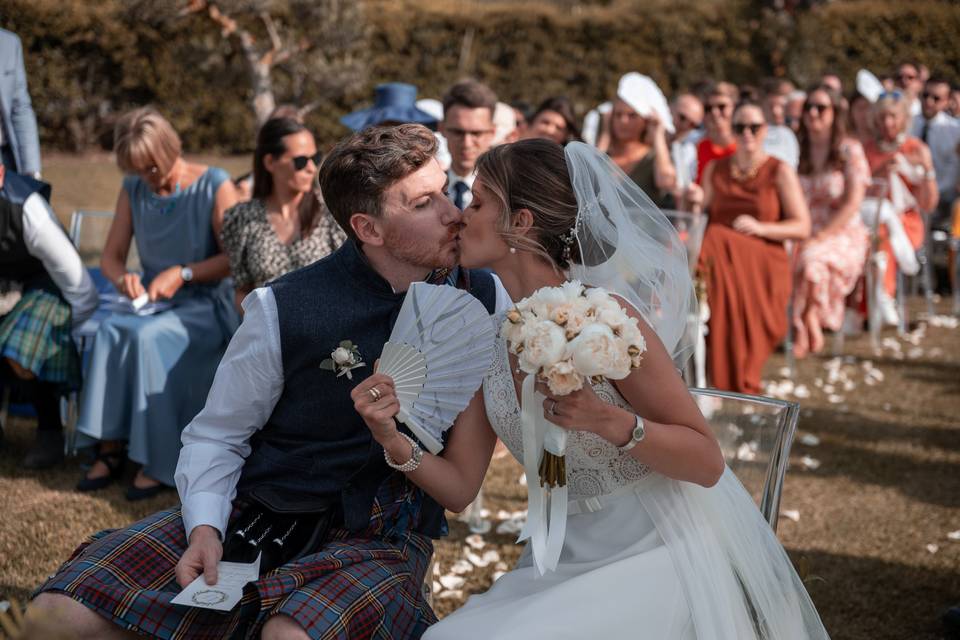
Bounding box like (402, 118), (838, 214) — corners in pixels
(827, 394), (844, 404)
(736, 442), (758, 462)
(907, 347), (923, 359)
(492, 570), (507, 581)
(799, 433), (820, 446)
(518, 473), (527, 486)
(926, 544), (939, 554)
(432, 580), (442, 592)
(823, 384), (835, 394)
(439, 574), (466, 590)
(801, 456), (821, 470)
(947, 530), (960, 541)
(793, 384), (810, 399)
(780, 510), (800, 522)
(437, 589), (464, 599)
(465, 534), (485, 550)
(451, 560), (473, 575)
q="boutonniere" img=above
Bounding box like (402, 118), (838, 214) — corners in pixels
(320, 340), (366, 380)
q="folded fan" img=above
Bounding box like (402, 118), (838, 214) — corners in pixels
(378, 282), (496, 453)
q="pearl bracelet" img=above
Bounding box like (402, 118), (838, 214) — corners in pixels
(384, 432), (424, 472)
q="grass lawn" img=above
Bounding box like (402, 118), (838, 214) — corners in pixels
(0, 153), (957, 639)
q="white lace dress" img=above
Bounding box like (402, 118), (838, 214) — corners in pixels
(424, 325), (696, 639)
(425, 317), (831, 640)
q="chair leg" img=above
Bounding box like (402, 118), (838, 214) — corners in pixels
(63, 392), (79, 456)
(896, 269), (908, 335)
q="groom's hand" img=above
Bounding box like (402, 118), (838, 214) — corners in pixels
(176, 525), (223, 588)
(352, 373), (400, 445)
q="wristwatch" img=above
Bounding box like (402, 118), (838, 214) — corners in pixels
(180, 265), (194, 283)
(618, 415), (646, 453)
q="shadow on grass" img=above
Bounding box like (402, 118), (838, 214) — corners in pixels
(788, 547), (960, 640)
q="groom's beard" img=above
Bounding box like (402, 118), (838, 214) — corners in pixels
(382, 223), (462, 271)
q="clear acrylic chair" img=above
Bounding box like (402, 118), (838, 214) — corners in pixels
(690, 387), (800, 532)
(662, 210), (709, 387)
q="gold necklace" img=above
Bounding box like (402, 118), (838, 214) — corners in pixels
(730, 156), (764, 182)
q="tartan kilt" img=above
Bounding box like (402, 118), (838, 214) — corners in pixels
(35, 474), (437, 639)
(0, 289), (81, 389)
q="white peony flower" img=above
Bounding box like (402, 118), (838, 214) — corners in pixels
(567, 323), (621, 378)
(332, 347), (354, 365)
(543, 359), (584, 396)
(517, 320), (567, 374)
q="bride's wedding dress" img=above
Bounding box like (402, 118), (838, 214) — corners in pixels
(424, 315), (830, 640)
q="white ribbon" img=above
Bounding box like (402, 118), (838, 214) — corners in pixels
(518, 375), (569, 575)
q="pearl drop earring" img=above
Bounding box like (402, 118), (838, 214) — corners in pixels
(509, 247), (517, 254)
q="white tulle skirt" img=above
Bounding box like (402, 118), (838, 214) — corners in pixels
(425, 468), (830, 639)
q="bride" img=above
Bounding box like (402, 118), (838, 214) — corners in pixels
(353, 138), (830, 638)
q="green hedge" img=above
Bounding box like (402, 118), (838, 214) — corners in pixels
(4, 0), (960, 153)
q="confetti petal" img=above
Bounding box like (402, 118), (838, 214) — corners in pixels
(437, 589), (464, 599)
(793, 384), (810, 399)
(465, 534), (485, 550)
(451, 560), (473, 574)
(439, 574), (466, 590)
(947, 530), (960, 541)
(926, 544), (939, 554)
(780, 509), (800, 522)
(799, 433), (820, 446)
(801, 456), (821, 470)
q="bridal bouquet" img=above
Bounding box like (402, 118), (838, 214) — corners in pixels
(502, 281), (646, 489)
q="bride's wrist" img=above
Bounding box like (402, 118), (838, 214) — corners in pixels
(600, 406), (636, 447)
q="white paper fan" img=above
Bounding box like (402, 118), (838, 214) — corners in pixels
(617, 72), (675, 135)
(379, 282), (496, 454)
(856, 69), (884, 103)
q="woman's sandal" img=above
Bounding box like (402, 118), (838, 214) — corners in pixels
(76, 450), (126, 492)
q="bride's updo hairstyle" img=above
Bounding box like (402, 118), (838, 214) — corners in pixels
(474, 138), (581, 270)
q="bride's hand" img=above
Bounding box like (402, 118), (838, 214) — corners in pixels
(535, 380), (617, 436)
(351, 373), (400, 446)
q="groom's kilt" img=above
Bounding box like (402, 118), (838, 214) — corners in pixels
(35, 474), (437, 639)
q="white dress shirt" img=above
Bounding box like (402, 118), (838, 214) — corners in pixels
(20, 193), (98, 324)
(175, 275), (513, 539)
(446, 170), (476, 209)
(671, 130), (702, 190)
(911, 111), (960, 195)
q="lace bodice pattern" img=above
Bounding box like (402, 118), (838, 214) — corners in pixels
(483, 314), (651, 500)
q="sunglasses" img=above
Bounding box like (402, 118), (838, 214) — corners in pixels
(804, 103), (831, 115)
(291, 153), (322, 171)
(677, 112), (701, 127)
(898, 73), (917, 82)
(732, 122), (764, 136)
(706, 102), (732, 114)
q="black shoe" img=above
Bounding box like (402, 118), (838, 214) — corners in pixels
(21, 430), (65, 470)
(76, 450), (126, 492)
(125, 481), (171, 502)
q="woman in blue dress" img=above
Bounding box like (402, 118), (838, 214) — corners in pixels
(76, 107), (239, 500)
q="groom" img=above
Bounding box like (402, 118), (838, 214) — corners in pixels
(31, 124), (509, 639)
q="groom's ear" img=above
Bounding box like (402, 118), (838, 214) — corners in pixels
(512, 208), (535, 237)
(350, 213), (385, 246)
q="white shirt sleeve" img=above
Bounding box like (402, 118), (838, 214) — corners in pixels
(20, 193), (98, 325)
(490, 273), (513, 314)
(175, 286), (285, 540)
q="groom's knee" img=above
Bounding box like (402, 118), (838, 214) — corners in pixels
(261, 613), (311, 640)
(29, 593), (126, 639)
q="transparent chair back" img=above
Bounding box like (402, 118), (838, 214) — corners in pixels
(690, 387), (800, 532)
(661, 209), (709, 277)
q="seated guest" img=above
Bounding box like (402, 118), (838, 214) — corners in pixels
(687, 100), (811, 393)
(75, 107), (239, 500)
(760, 78), (800, 169)
(607, 73), (677, 206)
(522, 96), (581, 146)
(849, 91), (875, 146)
(911, 76), (960, 232)
(862, 93), (938, 321)
(792, 87), (870, 357)
(221, 117), (345, 310)
(0, 165), (97, 468)
(31, 123), (507, 640)
(670, 92), (704, 192)
(786, 90), (807, 133)
(695, 82), (738, 184)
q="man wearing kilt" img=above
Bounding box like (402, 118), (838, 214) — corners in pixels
(0, 162), (97, 468)
(32, 124), (510, 639)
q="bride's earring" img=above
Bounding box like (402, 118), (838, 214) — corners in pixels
(509, 247), (517, 254)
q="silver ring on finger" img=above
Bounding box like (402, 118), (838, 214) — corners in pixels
(368, 386), (382, 401)
(549, 399), (559, 415)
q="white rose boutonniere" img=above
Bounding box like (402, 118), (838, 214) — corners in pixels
(320, 340), (366, 379)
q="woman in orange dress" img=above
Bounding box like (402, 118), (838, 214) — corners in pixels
(862, 93), (938, 316)
(688, 101), (811, 393)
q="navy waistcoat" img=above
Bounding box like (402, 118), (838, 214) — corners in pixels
(236, 239), (497, 537)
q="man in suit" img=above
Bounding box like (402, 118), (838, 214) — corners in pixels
(0, 29), (41, 178)
(439, 80), (497, 210)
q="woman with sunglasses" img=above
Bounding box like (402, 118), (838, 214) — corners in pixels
(694, 82), (738, 184)
(220, 117), (346, 311)
(688, 100), (811, 393)
(76, 107), (240, 499)
(792, 87), (870, 357)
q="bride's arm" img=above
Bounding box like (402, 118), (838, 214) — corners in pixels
(538, 304), (725, 488)
(351, 376), (498, 512)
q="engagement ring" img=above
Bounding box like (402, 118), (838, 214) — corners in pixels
(369, 387), (382, 401)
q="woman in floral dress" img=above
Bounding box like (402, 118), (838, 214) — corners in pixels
(793, 87), (870, 356)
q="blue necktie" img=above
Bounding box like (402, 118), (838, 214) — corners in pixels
(453, 181), (469, 210)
